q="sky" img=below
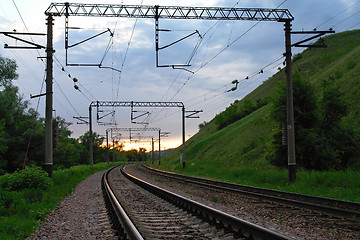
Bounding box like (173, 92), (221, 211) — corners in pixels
(0, 0), (359, 151)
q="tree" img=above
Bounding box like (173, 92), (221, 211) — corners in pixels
(198, 121), (208, 130)
(0, 56), (46, 173)
(318, 78), (356, 169)
(78, 131), (106, 164)
(53, 117), (85, 169)
(54, 116), (72, 139)
(267, 69), (320, 169)
(54, 138), (85, 169)
(267, 70), (356, 171)
(0, 119), (7, 174)
(0, 56), (18, 88)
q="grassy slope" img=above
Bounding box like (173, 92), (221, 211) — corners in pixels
(158, 30), (360, 202)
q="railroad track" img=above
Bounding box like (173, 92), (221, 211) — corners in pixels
(141, 164), (360, 219)
(102, 165), (293, 240)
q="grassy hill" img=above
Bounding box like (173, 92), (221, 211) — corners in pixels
(155, 30), (360, 202)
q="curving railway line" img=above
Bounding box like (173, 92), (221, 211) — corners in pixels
(102, 165), (294, 240)
(141, 164), (360, 219)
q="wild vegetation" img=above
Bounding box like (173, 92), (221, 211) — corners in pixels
(0, 54), (151, 239)
(0, 162), (124, 239)
(0, 55), (149, 174)
(158, 30), (360, 202)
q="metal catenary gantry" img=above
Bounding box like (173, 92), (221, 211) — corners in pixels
(105, 127), (168, 164)
(89, 101), (185, 167)
(45, 3), (294, 21)
(40, 3), (294, 178)
(30, 2), (333, 181)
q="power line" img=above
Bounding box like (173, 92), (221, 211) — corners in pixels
(332, 9), (360, 29)
(115, 0), (144, 102)
(346, 22), (360, 31)
(53, 55), (98, 102)
(152, 0), (284, 117)
(11, 0), (45, 67)
(23, 70), (46, 168)
(295, 1), (360, 46)
(7, 0), (85, 123)
(166, 0), (288, 103)
(148, 54), (284, 125)
(315, 0), (360, 29)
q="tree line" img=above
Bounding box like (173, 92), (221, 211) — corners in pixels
(0, 55), (148, 175)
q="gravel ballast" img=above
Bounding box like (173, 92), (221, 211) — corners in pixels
(27, 170), (117, 240)
(27, 165), (360, 239)
(124, 164), (360, 240)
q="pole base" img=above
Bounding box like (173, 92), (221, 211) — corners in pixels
(288, 164), (296, 183)
(43, 164), (53, 178)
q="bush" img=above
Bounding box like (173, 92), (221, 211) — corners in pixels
(0, 191), (14, 209)
(215, 99), (267, 130)
(23, 189), (43, 203)
(0, 167), (52, 191)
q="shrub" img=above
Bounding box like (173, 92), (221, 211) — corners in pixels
(215, 99), (267, 130)
(0, 167), (52, 191)
(23, 189), (43, 203)
(0, 191), (14, 209)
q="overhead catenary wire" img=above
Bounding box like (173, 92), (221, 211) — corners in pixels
(151, 0), (243, 113)
(53, 55), (98, 102)
(114, 0), (144, 102)
(7, 0), (88, 121)
(147, 47), (285, 126)
(346, 22), (360, 31)
(8, 0), (360, 148)
(294, 1), (360, 45)
(23, 70), (46, 168)
(148, 54), (285, 126)
(182, 0), (360, 137)
(11, 0), (45, 67)
(146, 0), (299, 127)
(331, 9), (360, 29)
(165, 0), (288, 103)
(314, 0), (360, 30)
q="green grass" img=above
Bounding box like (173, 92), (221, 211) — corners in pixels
(152, 161), (360, 202)
(0, 162), (125, 240)
(156, 104), (360, 202)
(154, 30), (360, 203)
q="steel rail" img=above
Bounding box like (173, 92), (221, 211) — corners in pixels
(121, 165), (293, 240)
(102, 166), (144, 240)
(143, 165), (360, 219)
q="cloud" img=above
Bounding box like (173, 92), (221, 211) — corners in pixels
(2, 0), (360, 148)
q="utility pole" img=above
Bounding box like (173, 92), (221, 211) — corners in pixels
(46, 3), (294, 170)
(283, 22), (334, 183)
(89, 105), (93, 165)
(158, 130), (161, 165)
(112, 138), (115, 162)
(106, 129), (109, 163)
(89, 101), (184, 166)
(284, 21), (296, 183)
(182, 106), (186, 168)
(44, 14), (54, 177)
(151, 137), (154, 164)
